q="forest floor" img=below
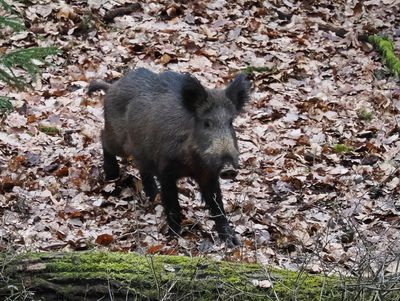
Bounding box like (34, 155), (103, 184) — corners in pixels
(1, 0), (400, 277)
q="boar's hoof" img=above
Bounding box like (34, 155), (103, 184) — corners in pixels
(224, 233), (241, 248)
(167, 212), (182, 235)
(104, 174), (120, 182)
(104, 168), (120, 182)
(217, 225), (241, 247)
(220, 164), (238, 179)
(147, 192), (159, 203)
(103, 156), (120, 181)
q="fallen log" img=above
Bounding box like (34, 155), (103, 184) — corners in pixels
(0, 251), (396, 300)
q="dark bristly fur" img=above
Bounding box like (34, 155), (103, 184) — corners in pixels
(89, 68), (251, 246)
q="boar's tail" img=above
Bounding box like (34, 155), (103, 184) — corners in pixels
(87, 80), (111, 96)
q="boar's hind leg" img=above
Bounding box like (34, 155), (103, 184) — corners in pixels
(139, 171), (159, 201)
(199, 177), (241, 247)
(101, 130), (120, 181)
(102, 145), (119, 180)
(101, 131), (119, 180)
(159, 174), (182, 235)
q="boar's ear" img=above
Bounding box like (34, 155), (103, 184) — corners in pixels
(181, 74), (207, 112)
(225, 74), (251, 111)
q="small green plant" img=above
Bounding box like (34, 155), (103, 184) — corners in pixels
(0, 96), (13, 116)
(368, 35), (400, 77)
(241, 65), (272, 74)
(333, 144), (353, 153)
(357, 108), (373, 121)
(39, 125), (60, 135)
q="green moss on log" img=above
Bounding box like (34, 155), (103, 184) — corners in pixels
(2, 251), (394, 301)
(368, 35), (400, 77)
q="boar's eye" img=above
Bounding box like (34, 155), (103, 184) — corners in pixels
(204, 119), (213, 129)
(229, 118), (234, 127)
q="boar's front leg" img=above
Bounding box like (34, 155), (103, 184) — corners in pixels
(159, 174), (182, 235)
(199, 177), (240, 247)
(139, 171), (159, 201)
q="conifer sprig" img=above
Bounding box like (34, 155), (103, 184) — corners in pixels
(0, 1), (60, 90)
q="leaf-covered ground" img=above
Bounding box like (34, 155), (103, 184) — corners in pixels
(1, 0), (400, 275)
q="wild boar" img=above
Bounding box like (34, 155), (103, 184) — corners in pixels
(88, 68), (250, 246)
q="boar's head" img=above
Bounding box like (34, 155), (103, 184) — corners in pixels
(181, 74), (251, 177)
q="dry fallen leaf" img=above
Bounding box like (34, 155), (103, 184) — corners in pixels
(95, 234), (114, 246)
(147, 244), (163, 254)
(251, 279), (273, 288)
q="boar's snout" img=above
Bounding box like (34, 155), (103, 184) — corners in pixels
(222, 152), (239, 169)
(204, 133), (239, 169)
(218, 150), (239, 179)
(220, 162), (238, 179)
